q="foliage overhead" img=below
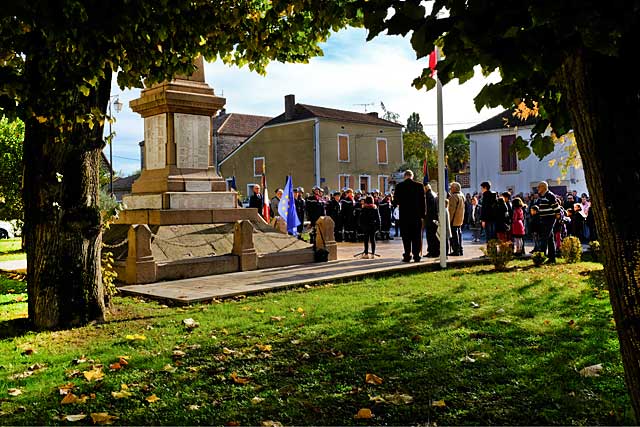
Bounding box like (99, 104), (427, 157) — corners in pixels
(355, 0), (631, 160)
(0, 1), (360, 128)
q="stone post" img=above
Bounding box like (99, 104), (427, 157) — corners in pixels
(274, 216), (288, 234)
(314, 216), (338, 261)
(232, 220), (258, 271)
(125, 224), (157, 284)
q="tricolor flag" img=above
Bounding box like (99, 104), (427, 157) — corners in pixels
(278, 175), (301, 235)
(261, 173), (270, 222)
(428, 48), (438, 77)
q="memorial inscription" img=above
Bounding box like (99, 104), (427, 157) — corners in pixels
(175, 113), (210, 169)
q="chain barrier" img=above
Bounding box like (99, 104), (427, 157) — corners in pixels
(102, 238), (129, 249)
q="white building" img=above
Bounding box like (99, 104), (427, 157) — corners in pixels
(465, 110), (589, 197)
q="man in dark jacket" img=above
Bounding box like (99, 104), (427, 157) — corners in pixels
(249, 184), (265, 218)
(340, 189), (357, 242)
(393, 170), (426, 262)
(326, 191), (342, 241)
(537, 181), (561, 263)
(480, 181), (498, 241)
(424, 183), (439, 257)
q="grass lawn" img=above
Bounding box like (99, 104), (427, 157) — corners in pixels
(0, 260), (634, 425)
(0, 238), (25, 263)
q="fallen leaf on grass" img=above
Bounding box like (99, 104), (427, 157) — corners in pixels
(470, 301), (480, 308)
(365, 373), (383, 385)
(125, 334), (146, 341)
(383, 393), (414, 405)
(83, 367), (104, 381)
(145, 394), (161, 403)
(261, 421), (283, 427)
(251, 396), (264, 405)
(188, 404), (200, 411)
(579, 364), (603, 377)
(162, 364), (177, 373)
(469, 352), (490, 359)
(354, 408), (374, 419)
(7, 388), (22, 396)
(256, 344), (272, 352)
(61, 393), (88, 405)
(431, 400), (446, 407)
(460, 356), (476, 363)
(270, 316), (285, 322)
(20, 348), (35, 356)
(60, 414), (87, 422)
(111, 384), (133, 399)
(230, 371), (250, 384)
(58, 383), (75, 395)
(109, 363), (122, 371)
(222, 347), (237, 355)
(172, 350), (186, 358)
(183, 318), (200, 329)
(241, 306), (253, 311)
(90, 413), (119, 425)
(255, 309), (265, 314)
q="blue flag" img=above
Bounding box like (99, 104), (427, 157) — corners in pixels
(278, 175), (301, 235)
(229, 175), (237, 191)
(444, 166), (449, 194)
(423, 158), (429, 185)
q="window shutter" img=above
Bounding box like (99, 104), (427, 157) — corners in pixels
(254, 158), (264, 175)
(338, 135), (349, 161)
(377, 139), (387, 163)
(501, 135), (517, 172)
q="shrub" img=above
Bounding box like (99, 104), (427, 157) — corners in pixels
(561, 236), (582, 263)
(531, 251), (547, 266)
(589, 240), (602, 262)
(481, 239), (514, 271)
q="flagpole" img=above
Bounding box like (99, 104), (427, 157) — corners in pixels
(436, 46), (447, 268)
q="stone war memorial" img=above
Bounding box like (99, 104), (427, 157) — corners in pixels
(103, 57), (337, 285)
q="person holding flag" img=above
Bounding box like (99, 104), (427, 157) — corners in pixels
(277, 176), (301, 236)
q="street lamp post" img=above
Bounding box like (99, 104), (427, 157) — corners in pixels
(108, 95), (123, 197)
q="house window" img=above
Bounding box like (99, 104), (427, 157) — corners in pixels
(339, 174), (351, 190)
(378, 175), (389, 193)
(253, 157), (265, 176)
(338, 134), (350, 162)
(376, 138), (388, 164)
(359, 175), (370, 193)
(500, 135), (518, 172)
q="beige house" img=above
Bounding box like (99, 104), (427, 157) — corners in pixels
(219, 95), (404, 199)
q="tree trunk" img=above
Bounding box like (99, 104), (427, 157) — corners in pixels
(23, 60), (109, 330)
(561, 50), (640, 418)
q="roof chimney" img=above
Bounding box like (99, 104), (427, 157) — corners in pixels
(367, 112), (379, 118)
(285, 94), (295, 120)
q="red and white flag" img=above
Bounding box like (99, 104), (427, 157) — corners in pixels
(261, 173), (270, 222)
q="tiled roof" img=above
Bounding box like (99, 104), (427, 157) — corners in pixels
(264, 104), (404, 128)
(465, 109), (539, 133)
(112, 174), (140, 191)
(213, 113), (272, 137)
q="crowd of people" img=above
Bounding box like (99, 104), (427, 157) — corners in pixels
(246, 174), (596, 264)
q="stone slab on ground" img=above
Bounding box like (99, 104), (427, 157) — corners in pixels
(118, 235), (491, 304)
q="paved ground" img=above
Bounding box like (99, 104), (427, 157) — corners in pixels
(118, 231), (493, 304)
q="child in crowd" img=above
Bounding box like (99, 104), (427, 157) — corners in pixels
(358, 195), (381, 259)
(511, 197), (526, 255)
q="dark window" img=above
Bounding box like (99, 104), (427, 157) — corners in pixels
(501, 135), (518, 172)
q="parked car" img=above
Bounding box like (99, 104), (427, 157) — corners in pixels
(0, 221), (14, 239)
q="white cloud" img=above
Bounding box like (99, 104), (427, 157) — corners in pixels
(105, 27), (502, 176)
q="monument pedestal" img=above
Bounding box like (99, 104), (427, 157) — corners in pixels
(104, 57), (325, 286)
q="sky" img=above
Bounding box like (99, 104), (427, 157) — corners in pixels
(104, 27), (504, 177)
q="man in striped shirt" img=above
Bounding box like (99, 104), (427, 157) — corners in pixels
(536, 181), (562, 263)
